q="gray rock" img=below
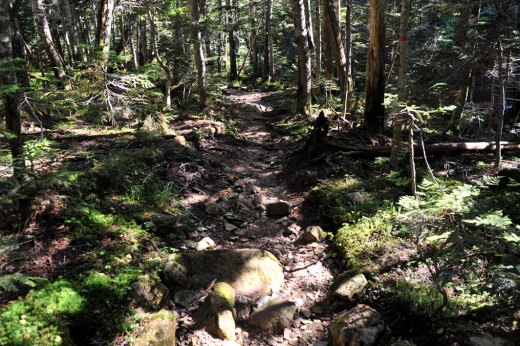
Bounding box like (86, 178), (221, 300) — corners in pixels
(131, 275), (167, 313)
(249, 298), (297, 332)
(348, 192), (366, 205)
(196, 237), (216, 251)
(266, 201), (291, 217)
(330, 304), (385, 346)
(173, 135), (187, 146)
(254, 194), (267, 208)
(174, 289), (202, 307)
(225, 223), (238, 231)
(330, 273), (368, 300)
(133, 310), (176, 346)
(469, 335), (513, 346)
(163, 255), (188, 286)
(303, 226), (327, 243)
(206, 203), (227, 216)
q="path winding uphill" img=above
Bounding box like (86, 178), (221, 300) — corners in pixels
(173, 89), (337, 345)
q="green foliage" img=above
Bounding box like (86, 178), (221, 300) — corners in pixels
(386, 171), (410, 187)
(0, 280), (84, 345)
(0, 274), (48, 293)
(274, 121), (311, 139)
(335, 212), (396, 271)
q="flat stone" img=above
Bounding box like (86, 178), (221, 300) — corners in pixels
(225, 223), (238, 231)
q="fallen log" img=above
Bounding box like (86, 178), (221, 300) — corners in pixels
(323, 140), (520, 158)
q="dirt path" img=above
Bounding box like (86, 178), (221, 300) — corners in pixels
(176, 89), (336, 345)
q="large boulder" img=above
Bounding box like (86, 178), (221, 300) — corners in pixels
(187, 249), (284, 296)
(133, 309), (176, 346)
(330, 273), (368, 300)
(330, 304), (385, 346)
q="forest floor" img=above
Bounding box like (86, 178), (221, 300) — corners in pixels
(1, 87), (519, 346)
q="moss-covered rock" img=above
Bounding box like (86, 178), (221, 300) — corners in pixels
(133, 309), (176, 346)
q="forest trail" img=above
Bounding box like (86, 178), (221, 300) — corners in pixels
(176, 89), (335, 345)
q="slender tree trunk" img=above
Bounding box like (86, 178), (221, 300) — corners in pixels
(304, 0), (315, 49)
(147, 6), (173, 108)
(227, 0), (237, 81)
(0, 0), (25, 180)
(364, 0), (386, 134)
(263, 0), (274, 81)
(292, 0), (312, 114)
(10, 0), (30, 87)
(129, 23), (138, 71)
(31, 0), (67, 84)
(345, 0), (353, 90)
(495, 39), (506, 168)
(138, 15), (148, 66)
(315, 0), (322, 80)
(95, 0), (115, 63)
(324, 0), (348, 112)
(391, 0), (410, 169)
(189, 0), (207, 108)
(249, 0), (259, 76)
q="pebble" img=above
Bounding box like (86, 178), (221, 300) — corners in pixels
(225, 223), (238, 231)
(300, 308), (312, 319)
(283, 329), (292, 340)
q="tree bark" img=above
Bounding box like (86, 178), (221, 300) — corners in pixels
(189, 0), (208, 108)
(263, 0), (274, 81)
(292, 0), (312, 114)
(95, 0), (115, 63)
(31, 0), (67, 84)
(304, 0), (315, 49)
(138, 15), (148, 66)
(147, 6), (173, 108)
(391, 0), (410, 169)
(0, 0), (25, 180)
(364, 0), (386, 134)
(323, 0), (348, 112)
(227, 0), (237, 81)
(314, 0), (322, 80)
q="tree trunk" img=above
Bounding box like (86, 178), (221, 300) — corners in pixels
(304, 0), (315, 50)
(364, 0), (386, 134)
(291, 0), (312, 114)
(227, 0), (237, 81)
(95, 0), (115, 63)
(322, 1), (334, 80)
(391, 0), (410, 169)
(314, 0), (322, 80)
(495, 40), (506, 168)
(31, 0), (67, 85)
(249, 0), (259, 76)
(263, 0), (274, 81)
(345, 0), (353, 90)
(147, 6), (173, 108)
(189, 0), (208, 108)
(0, 0), (25, 180)
(323, 0), (348, 113)
(138, 15), (148, 66)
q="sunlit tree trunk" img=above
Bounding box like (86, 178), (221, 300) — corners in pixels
(95, 0), (114, 63)
(304, 0), (315, 49)
(0, 0), (25, 180)
(31, 0), (67, 84)
(364, 0), (386, 134)
(189, 0), (208, 108)
(292, 0), (312, 114)
(391, 0), (410, 169)
(494, 39), (506, 168)
(249, 0), (259, 76)
(345, 0), (353, 92)
(60, 0), (83, 64)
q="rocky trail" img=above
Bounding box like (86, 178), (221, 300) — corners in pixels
(173, 89), (339, 345)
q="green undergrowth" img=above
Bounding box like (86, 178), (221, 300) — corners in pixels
(0, 133), (192, 345)
(307, 161), (519, 331)
(274, 121), (311, 140)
